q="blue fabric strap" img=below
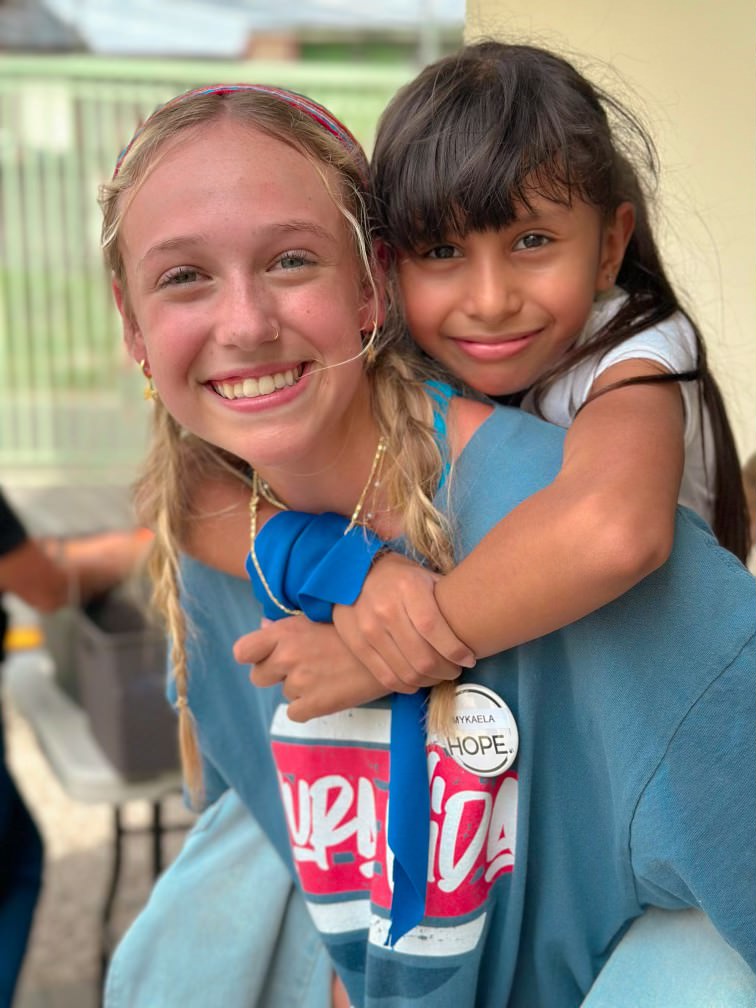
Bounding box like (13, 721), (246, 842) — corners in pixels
(245, 509), (430, 945)
(425, 380), (453, 489)
(386, 689), (430, 945)
(246, 510), (383, 621)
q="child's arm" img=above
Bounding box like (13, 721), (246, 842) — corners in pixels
(236, 365), (684, 709)
(436, 359), (685, 655)
(335, 358), (685, 683)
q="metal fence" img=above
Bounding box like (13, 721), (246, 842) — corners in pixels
(0, 54), (411, 484)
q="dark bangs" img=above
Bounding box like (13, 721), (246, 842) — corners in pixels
(371, 42), (624, 250)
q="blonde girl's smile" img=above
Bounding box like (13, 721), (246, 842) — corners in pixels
(113, 118), (381, 472)
(209, 363), (305, 403)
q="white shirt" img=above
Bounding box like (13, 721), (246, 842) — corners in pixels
(520, 289), (715, 525)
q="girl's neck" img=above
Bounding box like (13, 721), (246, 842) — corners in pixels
(253, 413), (390, 526)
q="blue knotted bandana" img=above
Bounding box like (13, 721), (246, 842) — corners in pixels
(245, 510), (430, 945)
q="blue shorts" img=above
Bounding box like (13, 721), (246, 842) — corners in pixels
(104, 789), (330, 1008)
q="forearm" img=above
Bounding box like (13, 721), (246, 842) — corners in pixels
(0, 530), (152, 613)
(434, 480), (671, 658)
(437, 374), (683, 658)
(61, 529), (152, 603)
(0, 538), (69, 611)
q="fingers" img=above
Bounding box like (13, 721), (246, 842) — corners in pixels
(414, 589), (476, 668)
(332, 558), (476, 691)
(353, 552), (474, 664)
(235, 620), (298, 688)
(285, 661), (397, 722)
(393, 591), (475, 672)
(240, 620), (395, 722)
(233, 624), (277, 666)
(332, 603), (450, 691)
(235, 583), (469, 726)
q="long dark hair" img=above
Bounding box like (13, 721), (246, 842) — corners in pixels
(370, 40), (749, 561)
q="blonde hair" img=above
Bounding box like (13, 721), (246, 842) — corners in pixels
(100, 87), (457, 803)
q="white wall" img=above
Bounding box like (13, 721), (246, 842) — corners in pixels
(465, 0), (755, 463)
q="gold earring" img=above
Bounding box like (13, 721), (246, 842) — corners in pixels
(361, 325), (378, 366)
(139, 360), (158, 401)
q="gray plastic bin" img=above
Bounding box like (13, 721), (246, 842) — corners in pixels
(74, 590), (179, 781)
(40, 605), (82, 702)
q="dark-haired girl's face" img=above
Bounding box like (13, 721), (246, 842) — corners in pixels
(396, 195), (631, 397)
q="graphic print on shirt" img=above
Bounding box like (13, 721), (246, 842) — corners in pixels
(270, 704), (518, 956)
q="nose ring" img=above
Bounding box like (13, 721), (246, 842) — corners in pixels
(271, 322), (280, 342)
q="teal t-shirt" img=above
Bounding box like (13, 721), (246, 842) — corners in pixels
(177, 401), (755, 1007)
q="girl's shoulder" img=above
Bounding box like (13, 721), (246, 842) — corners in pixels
(584, 288), (697, 365)
(447, 395), (494, 461)
(424, 379), (493, 462)
(523, 292), (699, 428)
(427, 379), (566, 466)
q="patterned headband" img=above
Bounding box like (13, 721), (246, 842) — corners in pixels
(112, 82), (368, 182)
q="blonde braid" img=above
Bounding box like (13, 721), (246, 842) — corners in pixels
(369, 337), (459, 736)
(134, 405), (249, 805)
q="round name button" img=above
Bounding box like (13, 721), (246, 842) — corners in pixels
(442, 683), (519, 778)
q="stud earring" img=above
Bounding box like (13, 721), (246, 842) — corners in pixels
(139, 359), (158, 401)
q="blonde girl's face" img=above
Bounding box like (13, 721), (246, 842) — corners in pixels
(113, 118), (379, 473)
(396, 194), (633, 397)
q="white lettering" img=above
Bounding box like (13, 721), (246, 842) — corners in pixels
(485, 776), (517, 880)
(280, 773), (379, 872)
(428, 754), (518, 893)
(437, 791), (491, 892)
(357, 777), (378, 878)
(278, 747), (517, 899)
(279, 776), (311, 849)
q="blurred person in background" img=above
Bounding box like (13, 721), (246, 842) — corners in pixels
(0, 486), (151, 1008)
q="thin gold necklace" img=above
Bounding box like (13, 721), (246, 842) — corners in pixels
(249, 436), (387, 617)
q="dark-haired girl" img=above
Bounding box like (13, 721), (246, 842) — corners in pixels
(273, 40), (751, 704)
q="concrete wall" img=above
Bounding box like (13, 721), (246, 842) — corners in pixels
(465, 1), (754, 463)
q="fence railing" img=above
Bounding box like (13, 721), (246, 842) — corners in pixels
(0, 54), (411, 483)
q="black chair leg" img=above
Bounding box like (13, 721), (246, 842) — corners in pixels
(99, 805), (124, 988)
(97, 798), (173, 992)
(151, 800), (164, 877)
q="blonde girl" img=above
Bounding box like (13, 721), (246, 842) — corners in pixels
(99, 85), (496, 982)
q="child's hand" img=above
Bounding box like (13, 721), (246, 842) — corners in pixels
(235, 617), (433, 722)
(332, 552), (475, 692)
